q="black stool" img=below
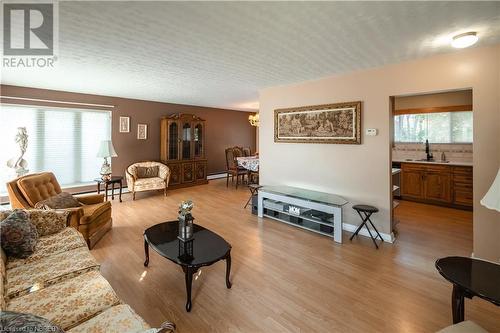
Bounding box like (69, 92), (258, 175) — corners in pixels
(350, 204), (383, 249)
(244, 184), (262, 209)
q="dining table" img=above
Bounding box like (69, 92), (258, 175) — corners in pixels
(236, 156), (259, 172)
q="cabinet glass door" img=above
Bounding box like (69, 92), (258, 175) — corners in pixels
(194, 123), (203, 158)
(182, 122), (192, 160)
(168, 121), (179, 160)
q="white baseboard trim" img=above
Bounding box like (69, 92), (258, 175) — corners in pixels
(471, 252), (500, 264)
(342, 223), (395, 243)
(208, 173), (227, 180)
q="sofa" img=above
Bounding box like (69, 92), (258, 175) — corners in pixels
(0, 209), (174, 333)
(126, 161), (170, 200)
(6, 172), (112, 249)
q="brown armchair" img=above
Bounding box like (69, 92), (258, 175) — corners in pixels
(6, 172), (112, 249)
(225, 147), (247, 189)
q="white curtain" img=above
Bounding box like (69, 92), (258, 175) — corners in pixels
(0, 104), (112, 194)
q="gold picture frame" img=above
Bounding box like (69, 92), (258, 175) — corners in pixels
(274, 101), (362, 144)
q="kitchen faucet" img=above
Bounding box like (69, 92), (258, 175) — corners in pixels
(425, 139), (433, 161)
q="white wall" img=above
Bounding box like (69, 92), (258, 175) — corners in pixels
(259, 45), (500, 261)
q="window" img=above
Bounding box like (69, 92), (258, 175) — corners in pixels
(394, 111), (472, 143)
(0, 104), (112, 194)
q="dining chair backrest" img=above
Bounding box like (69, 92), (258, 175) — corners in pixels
(225, 147), (244, 170)
(225, 148), (236, 169)
(242, 147), (251, 157)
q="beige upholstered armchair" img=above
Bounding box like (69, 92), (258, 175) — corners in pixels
(126, 161), (170, 200)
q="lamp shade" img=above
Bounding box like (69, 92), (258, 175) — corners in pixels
(96, 140), (117, 158)
(480, 168), (500, 212)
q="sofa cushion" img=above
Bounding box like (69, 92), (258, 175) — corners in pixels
(0, 210), (38, 258)
(7, 227), (87, 270)
(17, 172), (62, 207)
(80, 201), (111, 225)
(67, 304), (150, 333)
(27, 209), (69, 236)
(6, 246), (100, 299)
(35, 192), (82, 210)
(0, 268), (5, 311)
(1, 247), (6, 279)
(7, 270), (121, 330)
(0, 311), (64, 333)
(136, 166), (159, 179)
(134, 177), (166, 192)
(1, 248), (6, 311)
(437, 320), (488, 333)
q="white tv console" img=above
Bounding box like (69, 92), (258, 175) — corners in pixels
(257, 185), (348, 243)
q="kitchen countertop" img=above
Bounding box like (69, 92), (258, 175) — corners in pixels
(393, 159), (473, 167)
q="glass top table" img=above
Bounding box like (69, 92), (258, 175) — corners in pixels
(258, 185), (348, 243)
(260, 185), (348, 207)
(143, 221), (232, 312)
(435, 256), (500, 323)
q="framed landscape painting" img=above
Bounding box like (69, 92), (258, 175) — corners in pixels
(274, 101), (361, 144)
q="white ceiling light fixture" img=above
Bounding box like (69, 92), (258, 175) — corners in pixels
(451, 32), (478, 48)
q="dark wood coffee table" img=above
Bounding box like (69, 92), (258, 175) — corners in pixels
(143, 221), (232, 312)
(436, 256), (500, 324)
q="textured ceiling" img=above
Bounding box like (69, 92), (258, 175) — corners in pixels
(1, 1), (499, 111)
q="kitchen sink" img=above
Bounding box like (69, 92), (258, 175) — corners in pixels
(404, 158), (449, 163)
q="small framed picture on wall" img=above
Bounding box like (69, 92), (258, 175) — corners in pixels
(137, 124), (148, 140)
(119, 116), (130, 133)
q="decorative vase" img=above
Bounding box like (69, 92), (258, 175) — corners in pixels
(178, 200), (194, 241)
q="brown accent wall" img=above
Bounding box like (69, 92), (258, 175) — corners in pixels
(0, 85), (256, 176)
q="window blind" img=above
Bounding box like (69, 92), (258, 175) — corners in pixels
(0, 104), (112, 194)
(394, 111), (473, 143)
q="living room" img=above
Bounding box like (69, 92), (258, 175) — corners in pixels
(1, 2), (500, 333)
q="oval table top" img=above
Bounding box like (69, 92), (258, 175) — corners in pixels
(435, 256), (500, 306)
(144, 221), (231, 268)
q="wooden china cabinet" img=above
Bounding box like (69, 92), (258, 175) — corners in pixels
(160, 113), (208, 189)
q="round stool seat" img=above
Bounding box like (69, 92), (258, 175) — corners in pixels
(352, 204), (379, 213)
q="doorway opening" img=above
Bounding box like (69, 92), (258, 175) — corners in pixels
(389, 89), (473, 242)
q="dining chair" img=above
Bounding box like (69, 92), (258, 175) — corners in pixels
(225, 147), (247, 188)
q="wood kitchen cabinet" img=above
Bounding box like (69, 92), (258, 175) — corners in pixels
(401, 163), (472, 209)
(452, 166), (473, 207)
(424, 170), (451, 203)
(401, 168), (424, 198)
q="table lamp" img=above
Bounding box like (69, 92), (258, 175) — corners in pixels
(97, 140), (117, 181)
(480, 168), (500, 212)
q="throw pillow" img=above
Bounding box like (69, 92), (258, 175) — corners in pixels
(0, 311), (64, 333)
(136, 166), (159, 178)
(34, 192), (82, 210)
(27, 210), (69, 236)
(0, 210), (38, 258)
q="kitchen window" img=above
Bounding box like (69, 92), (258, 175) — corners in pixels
(394, 111), (472, 143)
(0, 104), (112, 195)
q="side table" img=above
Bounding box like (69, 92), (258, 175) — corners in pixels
(94, 176), (123, 202)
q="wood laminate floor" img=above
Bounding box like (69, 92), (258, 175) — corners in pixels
(91, 179), (500, 332)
